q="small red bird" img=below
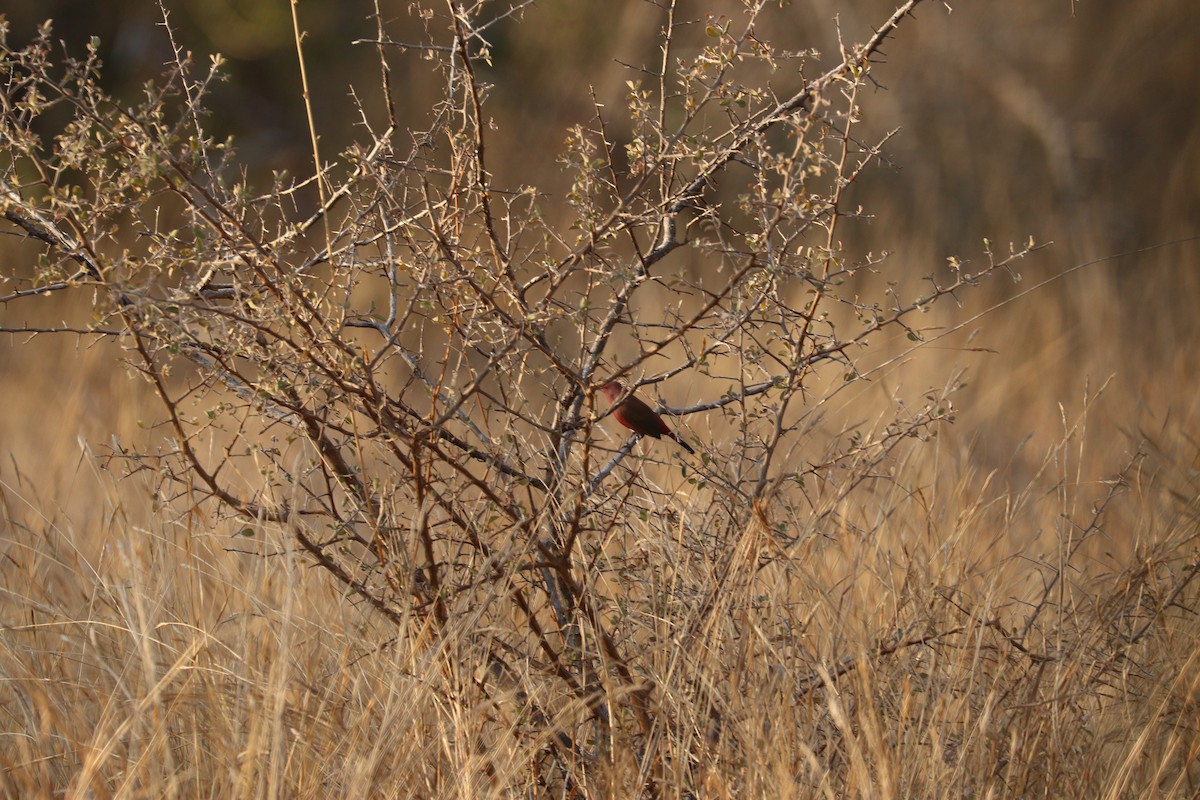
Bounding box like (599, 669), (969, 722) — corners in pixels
(600, 381), (696, 454)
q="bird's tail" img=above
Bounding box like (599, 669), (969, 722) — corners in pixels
(671, 433), (696, 455)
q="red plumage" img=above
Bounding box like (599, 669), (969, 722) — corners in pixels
(600, 381), (696, 454)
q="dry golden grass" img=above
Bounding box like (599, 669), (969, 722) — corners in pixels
(2, 2), (1200, 798)
(3, 304), (1199, 797)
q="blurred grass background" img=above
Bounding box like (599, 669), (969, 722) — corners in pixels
(3, 0), (1196, 512)
(2, 1), (1199, 795)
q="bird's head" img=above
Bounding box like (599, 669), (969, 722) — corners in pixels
(599, 381), (625, 403)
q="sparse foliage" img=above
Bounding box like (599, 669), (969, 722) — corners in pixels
(2, 2), (1198, 797)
